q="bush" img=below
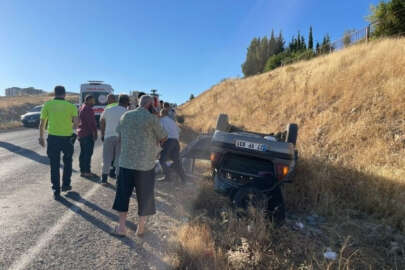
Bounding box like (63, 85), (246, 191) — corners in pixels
(264, 52), (287, 72)
(343, 30), (355, 47)
(264, 50), (316, 72)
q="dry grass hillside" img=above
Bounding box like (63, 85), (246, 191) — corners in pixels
(0, 95), (78, 129)
(179, 38), (405, 230)
(174, 38), (405, 269)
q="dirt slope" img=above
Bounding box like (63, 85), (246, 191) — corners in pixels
(0, 95), (78, 129)
(179, 38), (405, 230)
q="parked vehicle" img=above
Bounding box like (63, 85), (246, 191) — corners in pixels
(181, 114), (298, 222)
(20, 105), (42, 127)
(79, 81), (114, 125)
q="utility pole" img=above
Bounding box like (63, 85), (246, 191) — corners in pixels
(366, 25), (371, 44)
(150, 89), (158, 97)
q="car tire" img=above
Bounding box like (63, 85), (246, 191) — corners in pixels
(268, 186), (285, 223)
(285, 123), (298, 145)
(232, 186), (285, 223)
(233, 187), (268, 210)
(216, 114), (230, 132)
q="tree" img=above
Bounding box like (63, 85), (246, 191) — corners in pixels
(288, 36), (296, 51)
(269, 30), (276, 55)
(301, 36), (306, 50)
(308, 26), (314, 50)
(258, 37), (270, 73)
(241, 38), (261, 76)
(320, 34), (331, 54)
(343, 29), (354, 47)
(264, 52), (287, 72)
(276, 31), (285, 53)
(297, 32), (301, 49)
(242, 30), (285, 76)
(287, 31), (307, 52)
(368, 0), (405, 37)
(189, 94), (195, 100)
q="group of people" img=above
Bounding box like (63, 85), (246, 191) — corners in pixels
(39, 85), (184, 237)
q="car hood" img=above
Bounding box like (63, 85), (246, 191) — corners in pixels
(21, 112), (41, 118)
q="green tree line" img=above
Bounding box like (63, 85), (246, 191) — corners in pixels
(242, 0), (405, 77)
(242, 26), (333, 76)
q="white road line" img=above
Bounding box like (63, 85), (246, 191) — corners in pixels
(8, 184), (101, 270)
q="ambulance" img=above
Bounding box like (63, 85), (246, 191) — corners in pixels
(79, 81), (114, 124)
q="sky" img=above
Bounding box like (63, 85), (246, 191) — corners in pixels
(0, 0), (380, 104)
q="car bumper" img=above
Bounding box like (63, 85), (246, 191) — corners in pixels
(21, 119), (39, 126)
(214, 173), (278, 197)
(214, 159), (297, 196)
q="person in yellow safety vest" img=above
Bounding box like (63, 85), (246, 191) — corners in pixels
(39, 86), (79, 200)
(105, 94), (118, 109)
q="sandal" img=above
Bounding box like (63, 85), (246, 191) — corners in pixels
(110, 225), (126, 237)
(135, 227), (147, 237)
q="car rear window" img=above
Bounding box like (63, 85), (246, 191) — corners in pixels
(221, 153), (274, 176)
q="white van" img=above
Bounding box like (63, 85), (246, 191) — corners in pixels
(79, 81), (114, 124)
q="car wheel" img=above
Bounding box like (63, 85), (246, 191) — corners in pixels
(216, 114), (230, 132)
(267, 186), (285, 223)
(233, 187), (268, 211)
(285, 123), (298, 145)
(233, 186), (285, 223)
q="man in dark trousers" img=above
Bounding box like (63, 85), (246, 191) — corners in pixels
(78, 95), (98, 178)
(159, 109), (185, 182)
(39, 86), (78, 200)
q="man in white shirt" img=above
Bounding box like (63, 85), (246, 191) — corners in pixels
(100, 94), (129, 184)
(159, 109), (185, 182)
(163, 102), (176, 120)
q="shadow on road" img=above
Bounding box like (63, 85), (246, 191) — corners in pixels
(98, 181), (180, 220)
(75, 180), (179, 223)
(0, 141), (49, 165)
(65, 191), (138, 231)
(58, 193), (170, 269)
(0, 141), (77, 172)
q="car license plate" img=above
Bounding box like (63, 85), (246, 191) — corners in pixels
(235, 140), (266, 151)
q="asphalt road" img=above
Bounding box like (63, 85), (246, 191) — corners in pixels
(0, 128), (186, 270)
